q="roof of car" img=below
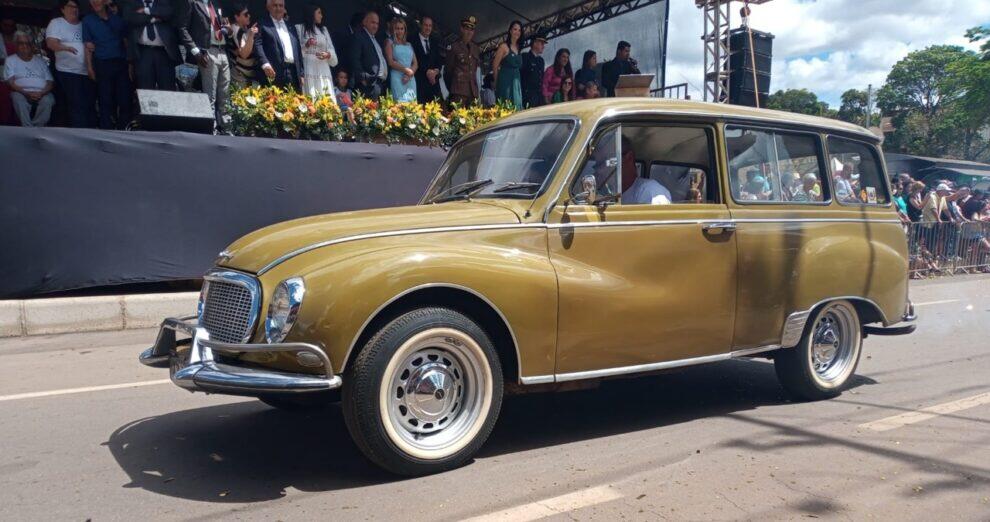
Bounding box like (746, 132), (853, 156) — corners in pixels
(490, 98), (879, 142)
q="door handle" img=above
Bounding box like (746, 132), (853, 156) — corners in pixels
(702, 222), (737, 235)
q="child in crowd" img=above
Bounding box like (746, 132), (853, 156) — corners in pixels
(334, 70), (356, 124)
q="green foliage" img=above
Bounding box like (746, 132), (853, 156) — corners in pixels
(966, 25), (990, 60)
(767, 89), (832, 116)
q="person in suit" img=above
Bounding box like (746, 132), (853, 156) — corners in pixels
(330, 11), (363, 85)
(348, 10), (386, 100)
(253, 0), (303, 90)
(444, 16), (480, 106)
(519, 32), (546, 109)
(178, 0), (230, 130)
(410, 15), (441, 104)
(121, 0), (179, 90)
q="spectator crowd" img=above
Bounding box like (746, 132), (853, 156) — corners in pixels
(0, 2), (644, 132)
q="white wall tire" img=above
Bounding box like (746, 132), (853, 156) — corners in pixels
(775, 300), (862, 401)
(342, 308), (503, 476)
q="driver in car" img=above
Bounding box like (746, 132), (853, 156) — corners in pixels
(619, 136), (672, 205)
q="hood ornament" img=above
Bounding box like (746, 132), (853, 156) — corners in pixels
(216, 250), (234, 264)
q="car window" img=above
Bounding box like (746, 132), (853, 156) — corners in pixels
(827, 136), (890, 205)
(726, 126), (827, 204)
(570, 127), (620, 202)
(620, 125), (716, 205)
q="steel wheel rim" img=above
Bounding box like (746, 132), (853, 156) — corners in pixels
(810, 303), (858, 385)
(379, 328), (492, 460)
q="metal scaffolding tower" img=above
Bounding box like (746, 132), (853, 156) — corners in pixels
(695, 0), (771, 103)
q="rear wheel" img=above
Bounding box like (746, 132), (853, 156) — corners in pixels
(775, 300), (862, 401)
(342, 307), (503, 476)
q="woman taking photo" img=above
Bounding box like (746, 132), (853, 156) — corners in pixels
(541, 48), (573, 105)
(295, 4), (337, 98)
(491, 20), (522, 110)
(385, 17), (417, 102)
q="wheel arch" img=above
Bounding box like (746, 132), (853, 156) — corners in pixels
(342, 284), (521, 384)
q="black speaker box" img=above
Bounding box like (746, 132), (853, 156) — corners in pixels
(729, 51), (772, 75)
(728, 28), (774, 57)
(732, 89), (769, 108)
(136, 89), (215, 133)
(729, 70), (771, 93)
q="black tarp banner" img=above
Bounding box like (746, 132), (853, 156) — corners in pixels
(0, 127), (446, 298)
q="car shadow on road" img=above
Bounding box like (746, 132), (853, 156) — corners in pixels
(105, 359), (874, 503)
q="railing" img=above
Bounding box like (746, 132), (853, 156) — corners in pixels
(907, 222), (990, 277)
(650, 83), (690, 100)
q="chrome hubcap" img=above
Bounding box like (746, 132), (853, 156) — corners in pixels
(809, 304), (859, 384)
(380, 328), (492, 459)
(393, 351), (464, 434)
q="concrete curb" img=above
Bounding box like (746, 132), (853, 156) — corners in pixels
(0, 292), (199, 338)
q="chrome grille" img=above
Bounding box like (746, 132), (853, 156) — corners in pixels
(201, 276), (258, 343)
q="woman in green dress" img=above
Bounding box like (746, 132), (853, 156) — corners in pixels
(492, 20), (523, 110)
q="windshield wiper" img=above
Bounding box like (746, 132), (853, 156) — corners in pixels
(428, 179), (493, 203)
(492, 182), (542, 193)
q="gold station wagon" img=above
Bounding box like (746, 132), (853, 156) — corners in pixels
(141, 99), (916, 475)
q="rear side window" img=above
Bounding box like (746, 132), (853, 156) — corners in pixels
(725, 126), (827, 204)
(827, 136), (890, 205)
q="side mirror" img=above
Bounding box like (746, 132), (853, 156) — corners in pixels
(572, 174), (598, 204)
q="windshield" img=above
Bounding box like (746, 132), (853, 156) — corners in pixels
(423, 121), (575, 202)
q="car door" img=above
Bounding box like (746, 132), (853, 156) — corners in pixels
(547, 122), (738, 378)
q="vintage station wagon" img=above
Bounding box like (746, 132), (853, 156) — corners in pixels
(141, 99), (916, 475)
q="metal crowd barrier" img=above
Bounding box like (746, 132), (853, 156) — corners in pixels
(906, 221), (990, 277)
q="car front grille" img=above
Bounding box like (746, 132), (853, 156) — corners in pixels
(201, 275), (259, 344)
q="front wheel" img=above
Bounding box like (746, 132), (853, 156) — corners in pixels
(342, 307), (503, 476)
(774, 300), (862, 401)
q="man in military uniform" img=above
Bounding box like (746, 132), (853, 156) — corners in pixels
(444, 16), (480, 106)
(520, 33), (547, 109)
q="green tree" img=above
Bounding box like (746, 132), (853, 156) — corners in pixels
(767, 89), (831, 116)
(877, 45), (979, 158)
(965, 25), (990, 60)
(836, 88), (878, 127)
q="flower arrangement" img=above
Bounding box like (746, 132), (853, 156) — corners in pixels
(230, 85), (517, 147)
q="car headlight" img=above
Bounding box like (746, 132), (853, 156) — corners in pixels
(265, 277), (305, 344)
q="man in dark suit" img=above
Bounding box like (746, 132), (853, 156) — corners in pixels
(331, 11), (363, 84)
(177, 0), (230, 130)
(121, 0), (179, 90)
(348, 10), (387, 100)
(410, 15), (441, 103)
(520, 33), (546, 109)
(253, 0), (303, 90)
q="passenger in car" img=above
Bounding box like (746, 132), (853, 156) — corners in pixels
(620, 136), (671, 205)
(791, 173), (822, 202)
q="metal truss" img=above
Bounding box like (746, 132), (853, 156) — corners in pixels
(696, 0), (731, 103)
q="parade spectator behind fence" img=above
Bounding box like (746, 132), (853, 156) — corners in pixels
(411, 15), (441, 104)
(254, 0), (303, 92)
(520, 33), (546, 109)
(601, 41), (639, 97)
(83, 0), (132, 130)
(574, 50), (598, 99)
(542, 47), (572, 104)
(296, 4), (337, 99)
(226, 3), (257, 88)
(907, 181), (926, 223)
(5, 31), (55, 127)
(445, 16), (481, 106)
(491, 20), (522, 110)
(349, 10), (387, 100)
(385, 16), (416, 102)
(180, 0), (232, 131)
(46, 0), (96, 127)
(122, 0), (179, 91)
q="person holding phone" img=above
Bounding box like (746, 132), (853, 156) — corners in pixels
(226, 3), (257, 87)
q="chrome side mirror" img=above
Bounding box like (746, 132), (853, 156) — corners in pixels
(573, 174), (598, 204)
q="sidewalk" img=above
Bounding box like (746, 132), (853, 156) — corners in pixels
(0, 292), (198, 338)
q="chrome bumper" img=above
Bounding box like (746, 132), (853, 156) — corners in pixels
(139, 315), (342, 396)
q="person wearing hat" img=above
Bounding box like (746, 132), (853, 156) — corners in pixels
(520, 32), (546, 108)
(444, 16), (480, 106)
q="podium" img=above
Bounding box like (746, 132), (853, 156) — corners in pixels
(614, 74), (655, 97)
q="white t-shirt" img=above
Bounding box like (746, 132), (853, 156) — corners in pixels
(46, 17), (87, 75)
(3, 54), (53, 93)
(624, 177), (672, 205)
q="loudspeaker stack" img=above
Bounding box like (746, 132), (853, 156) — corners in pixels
(728, 28), (774, 108)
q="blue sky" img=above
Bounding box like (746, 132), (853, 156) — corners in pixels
(543, 0), (990, 108)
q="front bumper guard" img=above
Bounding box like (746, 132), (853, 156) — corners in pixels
(139, 316), (342, 396)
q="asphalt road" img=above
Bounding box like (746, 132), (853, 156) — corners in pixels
(2, 276), (989, 521)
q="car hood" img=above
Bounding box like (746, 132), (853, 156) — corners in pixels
(218, 202), (522, 274)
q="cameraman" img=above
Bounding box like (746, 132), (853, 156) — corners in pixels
(601, 40), (639, 97)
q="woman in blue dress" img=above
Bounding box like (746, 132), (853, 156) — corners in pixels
(385, 17), (418, 102)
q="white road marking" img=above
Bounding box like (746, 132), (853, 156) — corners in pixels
(913, 299), (960, 307)
(463, 485), (624, 522)
(0, 379), (171, 402)
(858, 392), (990, 432)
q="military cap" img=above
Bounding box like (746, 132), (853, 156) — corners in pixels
(461, 16), (477, 29)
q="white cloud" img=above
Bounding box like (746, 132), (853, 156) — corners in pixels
(665, 0), (990, 106)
